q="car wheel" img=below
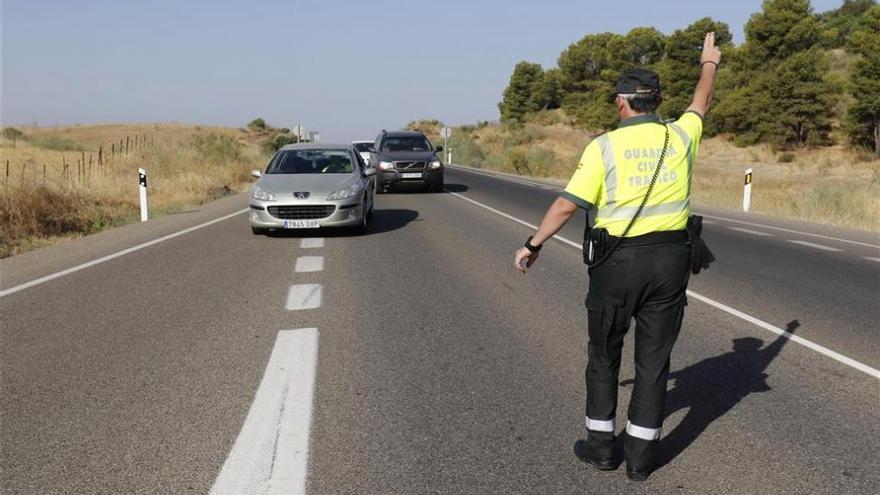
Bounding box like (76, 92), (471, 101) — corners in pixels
(432, 176), (445, 193)
(251, 226), (267, 235)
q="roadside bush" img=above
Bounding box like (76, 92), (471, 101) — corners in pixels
(778, 152), (796, 163)
(2, 127), (24, 147)
(27, 135), (84, 151)
(261, 133), (298, 154)
(192, 133), (241, 165)
(248, 118), (268, 132)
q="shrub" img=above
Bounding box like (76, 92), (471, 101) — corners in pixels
(192, 133), (241, 164)
(778, 152), (796, 163)
(3, 127), (24, 146)
(248, 118), (268, 132)
(262, 133), (298, 154)
(27, 135), (84, 151)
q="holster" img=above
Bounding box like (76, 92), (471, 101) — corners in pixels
(686, 215), (715, 274)
(582, 227), (609, 265)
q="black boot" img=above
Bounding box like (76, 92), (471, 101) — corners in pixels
(623, 432), (659, 481)
(574, 431), (619, 471)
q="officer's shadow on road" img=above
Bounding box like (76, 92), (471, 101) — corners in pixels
(621, 319), (800, 469)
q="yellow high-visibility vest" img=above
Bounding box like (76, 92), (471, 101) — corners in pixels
(562, 112), (702, 237)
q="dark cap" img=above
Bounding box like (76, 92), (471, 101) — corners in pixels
(615, 68), (661, 95)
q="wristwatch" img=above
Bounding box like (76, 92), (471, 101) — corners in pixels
(524, 236), (542, 253)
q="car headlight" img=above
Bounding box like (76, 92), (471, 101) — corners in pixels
(326, 180), (365, 201)
(429, 160), (442, 169)
(378, 161), (394, 170)
(252, 185), (276, 201)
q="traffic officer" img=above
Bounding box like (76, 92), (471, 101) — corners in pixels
(514, 33), (721, 481)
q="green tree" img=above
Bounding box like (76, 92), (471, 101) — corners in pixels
(818, 0), (877, 48)
(768, 49), (839, 146)
(846, 4), (880, 153)
(557, 32), (621, 92)
(662, 18), (733, 119)
(2, 127), (24, 147)
(529, 68), (565, 111)
(742, 0), (822, 66)
(499, 62), (544, 122)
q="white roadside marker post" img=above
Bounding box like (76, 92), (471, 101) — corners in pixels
(138, 168), (148, 222)
(743, 168), (752, 213)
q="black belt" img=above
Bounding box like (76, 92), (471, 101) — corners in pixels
(608, 230), (688, 248)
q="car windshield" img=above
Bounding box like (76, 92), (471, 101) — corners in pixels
(353, 142), (373, 152)
(266, 149), (354, 174)
(381, 136), (431, 152)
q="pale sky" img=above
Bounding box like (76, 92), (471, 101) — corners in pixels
(1, 0), (844, 141)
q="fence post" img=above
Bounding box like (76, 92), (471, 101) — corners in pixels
(126, 136), (130, 154)
(112, 143), (115, 157)
(743, 168), (753, 213)
(43, 163), (47, 186)
(5, 160), (8, 186)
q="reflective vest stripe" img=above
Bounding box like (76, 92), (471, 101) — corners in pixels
(597, 134), (617, 206)
(669, 123), (694, 193)
(626, 421), (661, 441)
(586, 416), (615, 432)
(598, 198), (690, 220)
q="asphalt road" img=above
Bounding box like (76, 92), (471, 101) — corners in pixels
(2, 168), (879, 494)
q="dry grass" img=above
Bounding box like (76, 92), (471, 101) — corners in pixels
(456, 113), (879, 232)
(0, 123), (266, 257)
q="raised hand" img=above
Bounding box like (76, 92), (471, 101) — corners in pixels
(700, 32), (722, 66)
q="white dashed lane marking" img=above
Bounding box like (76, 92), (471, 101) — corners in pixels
(864, 257), (880, 263)
(300, 238), (325, 248)
(295, 256), (324, 273)
(286, 284), (322, 310)
(210, 328), (319, 495)
(729, 227), (774, 237)
(787, 240), (842, 252)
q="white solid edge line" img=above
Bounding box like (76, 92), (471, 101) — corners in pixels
(0, 208), (249, 298)
(787, 240), (842, 252)
(210, 328), (319, 495)
(700, 213), (879, 249)
(448, 191), (880, 380)
(450, 164), (878, 249)
(448, 164), (563, 191)
(295, 256), (324, 273)
(865, 257), (880, 263)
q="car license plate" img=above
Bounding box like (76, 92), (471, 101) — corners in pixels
(283, 220), (320, 229)
(401, 172), (422, 179)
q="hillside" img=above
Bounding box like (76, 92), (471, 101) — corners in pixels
(0, 123), (268, 257)
(423, 110), (879, 231)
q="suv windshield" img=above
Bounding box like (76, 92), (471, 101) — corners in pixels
(353, 142), (373, 152)
(266, 149), (354, 174)
(381, 136), (431, 152)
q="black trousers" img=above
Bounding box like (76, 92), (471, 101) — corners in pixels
(584, 241), (690, 451)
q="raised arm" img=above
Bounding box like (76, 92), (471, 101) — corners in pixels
(686, 32), (722, 118)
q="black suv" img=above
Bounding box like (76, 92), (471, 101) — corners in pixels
(370, 130), (444, 193)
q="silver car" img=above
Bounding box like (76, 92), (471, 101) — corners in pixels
(249, 144), (376, 234)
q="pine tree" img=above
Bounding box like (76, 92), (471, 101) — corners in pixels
(498, 62), (544, 123)
(846, 4), (880, 153)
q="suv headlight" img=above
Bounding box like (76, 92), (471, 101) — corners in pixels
(378, 161), (394, 170)
(326, 180), (365, 201)
(252, 185), (275, 201)
(429, 160), (442, 169)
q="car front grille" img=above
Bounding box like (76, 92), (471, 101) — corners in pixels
(267, 205), (336, 220)
(393, 161), (426, 171)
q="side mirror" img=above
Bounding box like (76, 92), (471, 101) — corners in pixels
(363, 166), (377, 177)
(251, 170), (262, 178)
(435, 146), (444, 152)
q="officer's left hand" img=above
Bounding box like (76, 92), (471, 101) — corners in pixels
(514, 247), (539, 274)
